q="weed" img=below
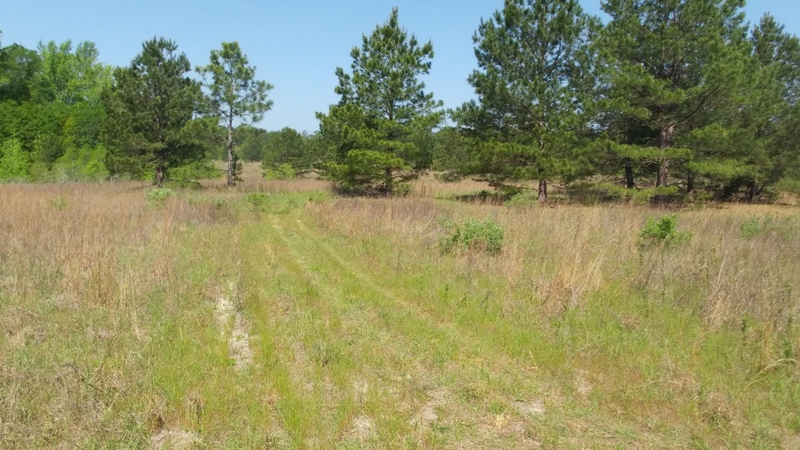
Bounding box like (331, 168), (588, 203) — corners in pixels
(637, 214), (692, 249)
(439, 217), (504, 254)
(505, 190), (538, 208)
(49, 195), (67, 211)
(740, 215), (775, 238)
(245, 192), (270, 211)
(146, 187), (176, 204)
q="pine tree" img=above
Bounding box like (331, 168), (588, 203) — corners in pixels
(317, 7), (443, 195)
(102, 37), (204, 184)
(454, 0), (599, 202)
(197, 42), (273, 187)
(599, 0), (749, 194)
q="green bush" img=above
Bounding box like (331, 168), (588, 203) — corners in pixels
(638, 214), (692, 249)
(440, 217), (504, 254)
(740, 216), (775, 238)
(245, 192), (270, 211)
(49, 196), (68, 211)
(147, 188), (176, 204)
(169, 160), (219, 181)
(0, 139), (32, 182)
(51, 145), (109, 182)
(505, 190), (538, 208)
(264, 163), (297, 180)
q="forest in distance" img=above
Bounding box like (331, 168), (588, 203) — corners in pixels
(1, 0), (799, 204)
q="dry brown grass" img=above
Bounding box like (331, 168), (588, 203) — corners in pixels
(2, 176), (798, 448)
(0, 181), (236, 448)
(311, 194), (800, 331)
(202, 161), (330, 192)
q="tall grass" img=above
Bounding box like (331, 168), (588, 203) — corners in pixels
(1, 176), (798, 448)
(312, 197), (800, 332)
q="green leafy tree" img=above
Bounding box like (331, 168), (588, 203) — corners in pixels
(261, 127), (308, 176)
(0, 43), (40, 102)
(197, 41), (274, 186)
(34, 40), (111, 104)
(599, 0), (749, 192)
(454, 0), (599, 202)
(0, 139), (31, 181)
(317, 7), (443, 195)
(234, 124), (269, 162)
(102, 37), (204, 184)
(51, 144), (109, 181)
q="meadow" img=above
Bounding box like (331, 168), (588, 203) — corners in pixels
(1, 166), (799, 449)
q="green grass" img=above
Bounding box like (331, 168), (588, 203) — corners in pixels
(1, 184), (799, 448)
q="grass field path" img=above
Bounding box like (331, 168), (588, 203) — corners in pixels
(231, 206), (599, 448)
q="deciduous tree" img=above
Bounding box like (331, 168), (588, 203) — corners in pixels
(34, 40), (111, 105)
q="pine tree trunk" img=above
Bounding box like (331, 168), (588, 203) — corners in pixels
(686, 170), (694, 195)
(226, 117), (235, 187)
(625, 160), (635, 189)
(384, 167), (393, 194)
(656, 125), (675, 188)
(657, 159), (670, 188)
(156, 164), (165, 188)
(538, 179), (548, 203)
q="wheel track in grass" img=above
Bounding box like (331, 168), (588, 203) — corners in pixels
(254, 214), (457, 444)
(288, 210), (534, 371)
(268, 210), (556, 447)
(265, 213), (443, 377)
(238, 218), (346, 445)
(269, 213), (459, 364)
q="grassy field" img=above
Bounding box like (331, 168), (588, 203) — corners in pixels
(1, 167), (799, 449)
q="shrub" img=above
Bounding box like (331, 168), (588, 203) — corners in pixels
(440, 217), (504, 254)
(264, 163), (297, 180)
(740, 216), (775, 238)
(169, 160), (219, 181)
(638, 214), (692, 249)
(245, 192), (270, 211)
(505, 190), (538, 208)
(0, 139), (31, 181)
(51, 145), (109, 182)
(49, 196), (68, 211)
(147, 188), (176, 204)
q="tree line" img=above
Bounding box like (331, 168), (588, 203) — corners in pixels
(0, 34), (270, 187)
(2, 0), (799, 202)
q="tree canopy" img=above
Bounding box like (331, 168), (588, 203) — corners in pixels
(455, 0), (600, 202)
(102, 37), (204, 184)
(317, 7), (443, 195)
(197, 41), (273, 186)
(1, 4), (800, 202)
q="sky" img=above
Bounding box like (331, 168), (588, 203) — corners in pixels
(2, 0), (799, 133)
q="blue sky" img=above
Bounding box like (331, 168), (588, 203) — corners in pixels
(2, 0), (799, 132)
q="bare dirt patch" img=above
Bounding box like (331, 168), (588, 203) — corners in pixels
(215, 282), (253, 372)
(349, 414), (375, 441)
(514, 398), (546, 417)
(150, 429), (200, 449)
(410, 388), (448, 428)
